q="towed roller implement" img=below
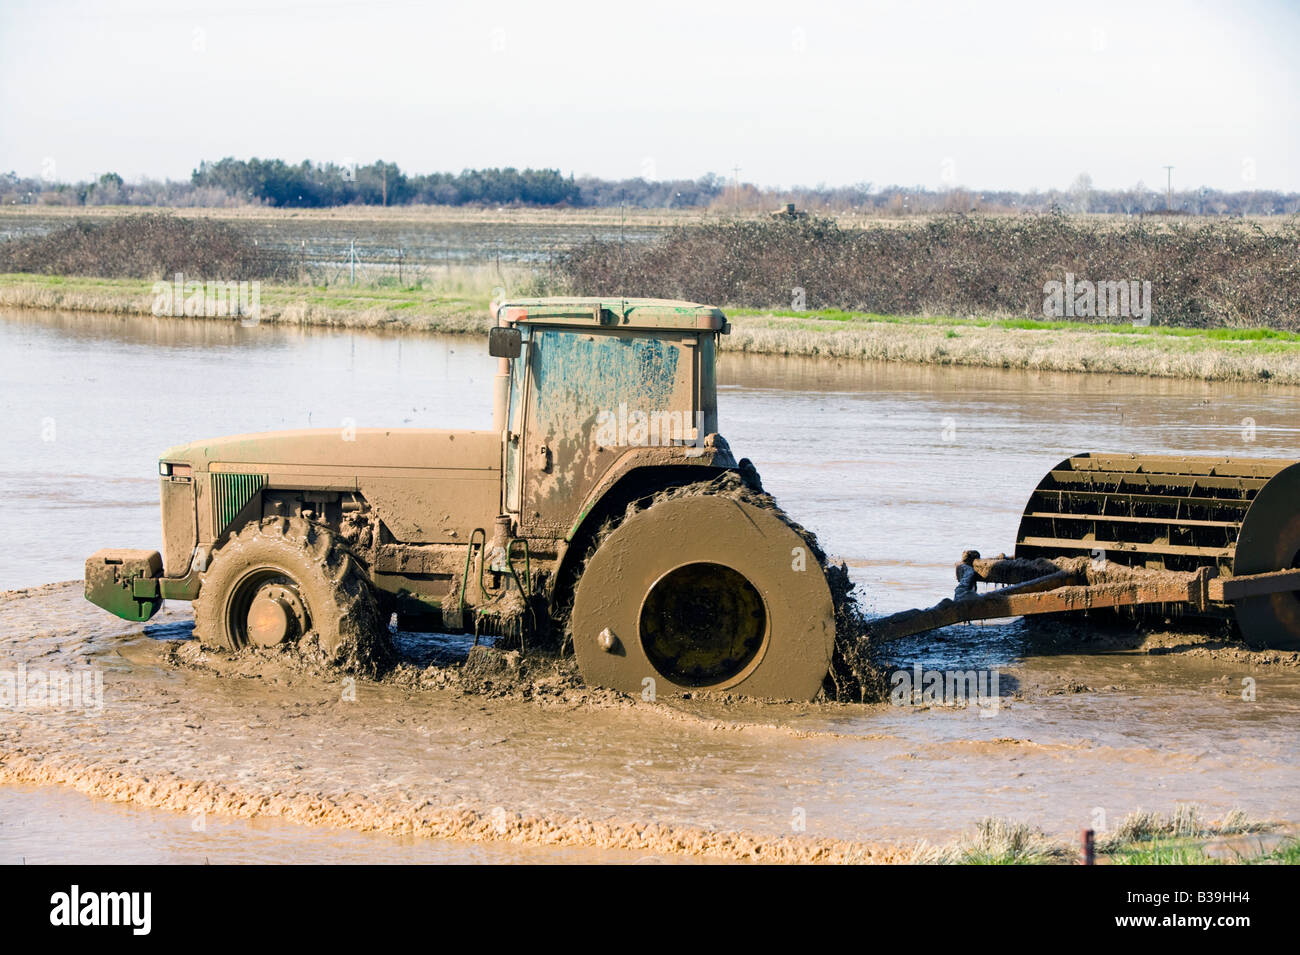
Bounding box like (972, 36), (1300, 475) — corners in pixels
(872, 453), (1300, 650)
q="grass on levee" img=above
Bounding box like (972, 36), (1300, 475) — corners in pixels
(915, 806), (1292, 866)
(728, 305), (1300, 344)
(5, 272), (1300, 382)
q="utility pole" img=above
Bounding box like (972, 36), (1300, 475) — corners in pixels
(1163, 165), (1174, 211)
(732, 164), (741, 213)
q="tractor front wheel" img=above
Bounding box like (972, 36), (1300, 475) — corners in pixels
(193, 517), (389, 670)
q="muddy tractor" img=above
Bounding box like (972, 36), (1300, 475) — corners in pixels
(86, 298), (840, 699)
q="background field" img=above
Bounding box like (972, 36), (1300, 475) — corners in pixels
(2, 207), (1299, 384)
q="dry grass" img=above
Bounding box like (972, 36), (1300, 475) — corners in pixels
(562, 214), (1300, 329)
(912, 817), (1067, 864)
(908, 807), (1277, 865)
(0, 272), (501, 335)
(1101, 805), (1270, 849)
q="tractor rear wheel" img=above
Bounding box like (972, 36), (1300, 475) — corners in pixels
(194, 517), (389, 670)
(570, 492), (836, 700)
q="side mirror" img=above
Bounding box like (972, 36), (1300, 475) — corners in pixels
(488, 326), (522, 359)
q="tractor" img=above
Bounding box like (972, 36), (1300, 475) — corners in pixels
(85, 298), (840, 700)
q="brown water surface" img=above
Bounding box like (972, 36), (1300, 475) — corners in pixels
(2, 308), (1298, 862)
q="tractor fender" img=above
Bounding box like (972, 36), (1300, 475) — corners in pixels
(546, 438), (738, 605)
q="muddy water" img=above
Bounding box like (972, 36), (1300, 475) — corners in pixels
(0, 783), (661, 865)
(2, 307), (1300, 862)
(5, 308), (1299, 598)
(0, 309), (495, 592)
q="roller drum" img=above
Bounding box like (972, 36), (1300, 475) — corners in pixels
(1014, 453), (1300, 648)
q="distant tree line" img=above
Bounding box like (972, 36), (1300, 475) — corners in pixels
(3, 161), (1298, 215)
(189, 159), (586, 207)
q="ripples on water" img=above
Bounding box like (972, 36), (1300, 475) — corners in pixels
(3, 307), (1298, 611)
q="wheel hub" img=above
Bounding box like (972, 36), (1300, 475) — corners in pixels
(245, 584), (305, 647)
(639, 562), (767, 686)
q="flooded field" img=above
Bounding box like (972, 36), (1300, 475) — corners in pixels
(2, 306), (1299, 862)
(0, 210), (667, 272)
(6, 307), (1300, 601)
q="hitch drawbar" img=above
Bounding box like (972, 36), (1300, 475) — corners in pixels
(868, 552), (1300, 645)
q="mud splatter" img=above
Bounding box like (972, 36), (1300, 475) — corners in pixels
(564, 469), (891, 701)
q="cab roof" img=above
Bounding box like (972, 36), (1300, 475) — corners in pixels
(495, 297), (727, 331)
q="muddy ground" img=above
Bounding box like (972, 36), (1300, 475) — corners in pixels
(3, 581), (1298, 863)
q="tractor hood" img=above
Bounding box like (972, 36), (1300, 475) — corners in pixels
(159, 428), (501, 476)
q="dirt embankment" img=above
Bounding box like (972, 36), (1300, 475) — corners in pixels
(721, 315), (1300, 385)
(5, 273), (1297, 385)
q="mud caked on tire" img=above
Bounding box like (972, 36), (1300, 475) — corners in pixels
(570, 487), (837, 700)
(194, 517), (391, 671)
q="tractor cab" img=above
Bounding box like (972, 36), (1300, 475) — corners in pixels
(489, 298), (728, 538)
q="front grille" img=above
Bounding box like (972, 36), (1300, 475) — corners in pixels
(210, 472), (266, 535)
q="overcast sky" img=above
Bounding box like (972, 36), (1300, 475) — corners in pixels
(1, 0), (1296, 192)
